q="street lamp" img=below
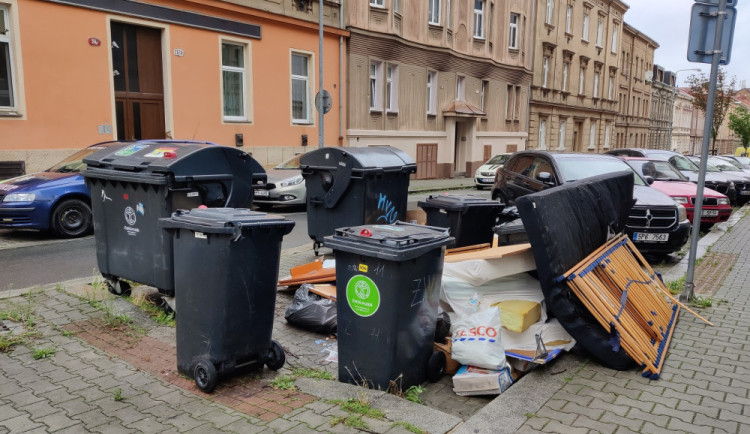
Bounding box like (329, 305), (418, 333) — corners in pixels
(667, 68), (701, 152)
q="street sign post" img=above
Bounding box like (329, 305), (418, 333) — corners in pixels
(315, 90), (332, 114)
(687, 2), (736, 64)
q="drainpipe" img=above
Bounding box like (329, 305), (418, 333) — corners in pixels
(339, 0), (344, 146)
(525, 0), (537, 150)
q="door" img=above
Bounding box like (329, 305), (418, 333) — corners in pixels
(416, 144), (437, 179)
(111, 22), (165, 140)
(454, 121), (467, 176)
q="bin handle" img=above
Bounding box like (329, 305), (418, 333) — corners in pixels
(323, 158), (353, 209)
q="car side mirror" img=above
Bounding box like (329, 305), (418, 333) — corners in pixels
(537, 171), (554, 185)
(644, 176), (654, 185)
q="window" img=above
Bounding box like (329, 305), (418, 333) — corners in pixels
(565, 5), (572, 33)
(429, 0), (441, 25)
(608, 76), (613, 99)
(589, 121), (597, 150)
(446, 0), (451, 28)
(596, 18), (603, 47)
(291, 52), (311, 123)
(473, 1), (485, 38)
(509, 13), (519, 49)
(539, 118), (547, 150)
(579, 67), (585, 95)
(506, 84), (514, 120)
(386, 63), (398, 112)
(562, 62), (569, 92)
(0, 5), (15, 109)
(222, 42), (247, 121)
(593, 71), (599, 98)
(427, 70), (437, 115)
(582, 11), (589, 41)
(394, 0), (400, 12)
(370, 0), (384, 6)
(370, 60), (383, 111)
(481, 80), (488, 111)
(545, 0), (554, 25)
(542, 56), (549, 88)
(457, 76), (465, 101)
(611, 25), (618, 53)
(515, 86), (521, 120)
(558, 119), (566, 150)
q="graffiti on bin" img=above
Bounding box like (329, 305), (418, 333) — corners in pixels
(411, 273), (440, 308)
(376, 193), (399, 223)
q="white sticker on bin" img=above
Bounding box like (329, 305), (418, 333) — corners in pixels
(194, 232), (207, 239)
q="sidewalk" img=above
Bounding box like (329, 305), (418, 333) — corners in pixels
(1, 208), (748, 433)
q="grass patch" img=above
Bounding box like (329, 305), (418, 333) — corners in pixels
(127, 294), (175, 327)
(331, 415), (367, 429)
(32, 347), (56, 360)
(113, 387), (124, 402)
(524, 413), (537, 418)
(0, 291), (38, 327)
(391, 421), (427, 434)
(328, 398), (385, 430)
(666, 277), (686, 295)
(61, 329), (76, 337)
(269, 375), (296, 391)
(404, 385), (425, 404)
(690, 297), (713, 308)
(291, 367), (334, 380)
(0, 330), (41, 353)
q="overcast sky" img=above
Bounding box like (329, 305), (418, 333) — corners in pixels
(624, 0), (748, 88)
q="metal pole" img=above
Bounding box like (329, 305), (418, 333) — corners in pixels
(319, 0), (324, 148)
(668, 79), (677, 150)
(681, 0), (727, 302)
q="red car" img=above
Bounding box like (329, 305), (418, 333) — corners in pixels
(621, 157), (731, 229)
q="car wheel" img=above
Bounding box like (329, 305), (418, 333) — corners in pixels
(51, 198), (92, 238)
(256, 203), (273, 211)
(476, 185), (485, 190)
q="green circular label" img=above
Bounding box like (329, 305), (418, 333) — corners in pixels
(346, 275), (381, 317)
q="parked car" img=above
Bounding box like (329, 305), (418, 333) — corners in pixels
(715, 155), (750, 175)
(722, 154), (750, 169)
(0, 142), (120, 237)
(686, 155), (750, 205)
(606, 148), (737, 202)
(492, 151), (691, 258)
(620, 157), (731, 230)
(252, 152), (306, 209)
(474, 153), (510, 190)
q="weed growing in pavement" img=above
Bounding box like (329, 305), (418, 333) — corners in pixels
(126, 293), (175, 327)
(667, 277), (686, 295)
(32, 347), (56, 360)
(404, 385), (425, 404)
(0, 330), (41, 353)
(524, 413), (537, 418)
(690, 297), (713, 308)
(331, 415), (367, 429)
(61, 329), (75, 337)
(391, 421), (427, 434)
(113, 387), (124, 402)
(328, 397), (385, 430)
(291, 367), (334, 380)
(269, 375), (296, 390)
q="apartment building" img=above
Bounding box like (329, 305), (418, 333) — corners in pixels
(346, 0), (533, 178)
(0, 0), (346, 171)
(671, 88), (694, 154)
(649, 65), (673, 150)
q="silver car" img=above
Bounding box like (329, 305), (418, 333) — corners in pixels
(253, 153), (306, 209)
(474, 153), (510, 190)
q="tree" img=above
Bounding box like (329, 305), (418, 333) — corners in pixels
(685, 68), (737, 154)
(728, 106), (750, 150)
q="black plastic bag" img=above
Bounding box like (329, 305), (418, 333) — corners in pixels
(284, 284), (337, 334)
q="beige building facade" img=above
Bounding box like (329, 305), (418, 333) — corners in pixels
(613, 23), (657, 149)
(649, 65), (673, 150)
(671, 88), (694, 154)
(527, 0), (627, 153)
(345, 0), (533, 178)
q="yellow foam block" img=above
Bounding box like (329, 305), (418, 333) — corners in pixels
(495, 300), (542, 333)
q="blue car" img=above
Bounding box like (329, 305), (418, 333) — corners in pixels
(0, 142), (120, 238)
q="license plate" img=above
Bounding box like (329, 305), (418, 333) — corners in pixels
(481, 178), (494, 183)
(633, 232), (669, 242)
(254, 189), (269, 197)
(741, 190), (750, 195)
(701, 209), (719, 217)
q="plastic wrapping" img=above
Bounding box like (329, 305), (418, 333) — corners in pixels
(284, 285), (337, 334)
(516, 172), (636, 370)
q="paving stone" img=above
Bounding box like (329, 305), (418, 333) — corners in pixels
(571, 414), (618, 434)
(220, 417), (267, 433)
(626, 407), (668, 428)
(612, 395), (654, 414)
(0, 414), (44, 433)
(289, 409), (332, 429)
(266, 416), (302, 432)
(125, 418), (174, 434)
(22, 399), (61, 419)
(599, 410), (645, 432)
(540, 420), (588, 434)
(694, 411), (738, 433)
(56, 397), (94, 417)
(33, 411), (79, 431)
(561, 401), (603, 420)
(668, 416), (711, 433)
(89, 422), (137, 433)
(533, 407), (577, 426)
(163, 412), (206, 431)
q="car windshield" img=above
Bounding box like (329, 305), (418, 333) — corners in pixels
(670, 155), (700, 171)
(628, 160), (687, 181)
(556, 157), (647, 186)
(275, 153), (303, 169)
(46, 147), (104, 173)
(486, 154), (509, 165)
(687, 156), (721, 172)
(732, 156), (750, 165)
(710, 157), (743, 171)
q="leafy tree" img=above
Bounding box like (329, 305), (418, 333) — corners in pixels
(686, 68), (737, 154)
(728, 106), (750, 149)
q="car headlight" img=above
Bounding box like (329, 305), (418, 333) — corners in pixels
(672, 196), (689, 204)
(3, 193), (36, 202)
(677, 204), (687, 222)
(475, 168), (481, 177)
(718, 198), (730, 205)
(279, 175), (304, 187)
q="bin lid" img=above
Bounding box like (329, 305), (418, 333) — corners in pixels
(159, 208), (294, 236)
(299, 146), (416, 172)
(323, 222), (454, 261)
(417, 194), (505, 212)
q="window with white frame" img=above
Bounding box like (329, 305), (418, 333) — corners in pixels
(386, 63), (399, 112)
(596, 18), (603, 47)
(608, 75), (613, 99)
(593, 71), (599, 98)
(481, 80), (488, 111)
(446, 0), (451, 28)
(509, 13), (519, 49)
(291, 52), (311, 123)
(539, 118), (547, 150)
(429, 0), (441, 25)
(473, 0), (485, 38)
(427, 70), (437, 115)
(457, 76), (465, 101)
(545, 0), (554, 25)
(579, 67), (585, 94)
(604, 121), (611, 149)
(611, 24), (618, 53)
(558, 119), (566, 150)
(222, 42), (247, 120)
(0, 5), (16, 109)
(582, 11), (589, 41)
(565, 5), (572, 33)
(394, 0), (400, 12)
(589, 120), (597, 149)
(370, 0), (384, 7)
(542, 56), (549, 88)
(562, 62), (569, 92)
(370, 60), (383, 111)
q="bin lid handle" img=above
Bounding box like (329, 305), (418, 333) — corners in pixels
(323, 156), (353, 208)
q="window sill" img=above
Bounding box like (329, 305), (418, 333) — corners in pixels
(473, 36), (486, 42)
(0, 110), (23, 118)
(370, 109), (383, 114)
(508, 47), (520, 52)
(292, 121), (313, 125)
(387, 110), (399, 115)
(581, 39), (590, 45)
(427, 112), (437, 117)
(223, 118), (251, 124)
(428, 22), (442, 29)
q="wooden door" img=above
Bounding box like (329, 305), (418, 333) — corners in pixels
(416, 143), (437, 179)
(111, 22), (165, 140)
(483, 145), (492, 161)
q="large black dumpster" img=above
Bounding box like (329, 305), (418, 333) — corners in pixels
(417, 194), (504, 247)
(82, 140), (266, 296)
(160, 207), (294, 393)
(324, 222), (454, 390)
(492, 218), (528, 246)
(300, 146), (416, 254)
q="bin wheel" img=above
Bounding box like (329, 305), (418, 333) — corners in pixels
(105, 278), (131, 297)
(194, 359), (218, 393)
(266, 340), (286, 371)
(313, 242), (320, 256)
(426, 351), (446, 383)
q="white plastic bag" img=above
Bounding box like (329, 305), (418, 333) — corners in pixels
(451, 307), (508, 370)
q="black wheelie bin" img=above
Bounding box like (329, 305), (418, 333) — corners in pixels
(300, 146), (416, 255)
(417, 194), (504, 247)
(324, 222), (454, 390)
(160, 208), (294, 393)
(82, 140), (266, 297)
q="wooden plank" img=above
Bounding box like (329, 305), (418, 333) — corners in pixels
(446, 243), (491, 255)
(309, 284), (337, 301)
(279, 268), (335, 286)
(444, 243), (531, 263)
(290, 260), (323, 278)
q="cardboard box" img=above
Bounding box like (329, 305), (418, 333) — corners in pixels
(452, 365), (513, 396)
(433, 338), (460, 375)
